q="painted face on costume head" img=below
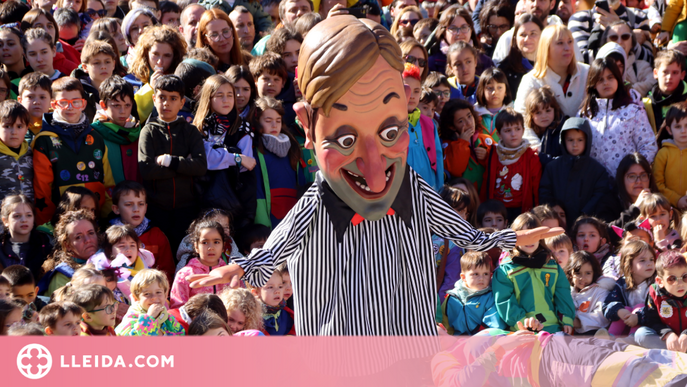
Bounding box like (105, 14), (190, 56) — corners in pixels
(306, 56), (410, 221)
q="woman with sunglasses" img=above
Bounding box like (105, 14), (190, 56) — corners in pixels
(196, 9), (243, 72)
(79, 0), (108, 40)
(425, 5), (493, 77)
(400, 39), (429, 81)
(390, 6), (423, 37)
(600, 21), (655, 97)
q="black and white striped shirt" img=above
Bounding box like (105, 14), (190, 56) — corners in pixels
(234, 168), (517, 336)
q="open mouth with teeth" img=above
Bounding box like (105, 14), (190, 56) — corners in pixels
(341, 164), (395, 199)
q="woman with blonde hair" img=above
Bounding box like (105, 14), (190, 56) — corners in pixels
(389, 5), (423, 37)
(196, 9), (243, 72)
(514, 24), (589, 118)
(219, 287), (264, 334)
(129, 24), (187, 122)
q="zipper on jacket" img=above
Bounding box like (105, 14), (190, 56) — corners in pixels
(166, 123), (176, 208)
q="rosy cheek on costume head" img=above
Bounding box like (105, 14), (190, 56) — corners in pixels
(319, 147), (350, 179)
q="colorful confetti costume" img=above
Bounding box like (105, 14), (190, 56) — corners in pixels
(431, 329), (687, 386)
(32, 113), (115, 224)
(115, 302), (185, 336)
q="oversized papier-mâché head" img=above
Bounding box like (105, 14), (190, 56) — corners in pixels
(294, 16), (410, 221)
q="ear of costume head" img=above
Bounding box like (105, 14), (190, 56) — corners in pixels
(297, 16), (411, 221)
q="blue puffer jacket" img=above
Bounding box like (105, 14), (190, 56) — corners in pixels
(440, 279), (507, 335)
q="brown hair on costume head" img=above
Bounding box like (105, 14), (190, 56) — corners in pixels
(297, 15), (404, 118)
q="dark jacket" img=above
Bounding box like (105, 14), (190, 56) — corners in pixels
(0, 230), (53, 281)
(537, 117), (569, 168)
(539, 119), (610, 224)
(603, 276), (648, 324)
(138, 116), (207, 209)
(71, 68), (98, 123)
(644, 283), (687, 339)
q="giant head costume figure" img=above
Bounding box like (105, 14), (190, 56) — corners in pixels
(294, 16), (410, 221)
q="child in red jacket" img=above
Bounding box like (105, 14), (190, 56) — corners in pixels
(481, 108), (541, 223)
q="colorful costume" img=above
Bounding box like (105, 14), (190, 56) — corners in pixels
(115, 302), (185, 336)
(91, 118), (142, 184)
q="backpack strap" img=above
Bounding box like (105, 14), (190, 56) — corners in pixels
(437, 238), (450, 291)
(440, 295), (455, 336)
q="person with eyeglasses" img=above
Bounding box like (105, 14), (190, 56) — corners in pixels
(120, 7), (159, 68)
(72, 284), (119, 336)
(390, 5), (422, 37)
(599, 21), (655, 97)
(476, 0), (513, 59)
(197, 8), (243, 72)
(635, 250), (687, 351)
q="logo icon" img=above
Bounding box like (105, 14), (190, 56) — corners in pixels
(17, 344), (52, 379)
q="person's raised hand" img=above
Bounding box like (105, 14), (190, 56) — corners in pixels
(515, 227), (565, 248)
(327, 3), (348, 18)
(594, 6), (619, 29)
(475, 146), (487, 160)
(74, 38), (85, 51)
(147, 303), (165, 319)
(459, 126), (474, 142)
(634, 189), (651, 207)
(668, 40), (687, 55)
(187, 263), (245, 288)
(655, 31), (671, 47)
(653, 223), (666, 242)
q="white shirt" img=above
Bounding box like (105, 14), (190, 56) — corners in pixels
(514, 61), (590, 118)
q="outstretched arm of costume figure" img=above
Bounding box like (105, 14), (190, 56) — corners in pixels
(514, 227), (565, 247)
(187, 264), (245, 288)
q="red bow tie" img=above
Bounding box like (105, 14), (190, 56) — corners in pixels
(351, 208), (396, 226)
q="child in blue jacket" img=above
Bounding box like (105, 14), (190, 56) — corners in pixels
(439, 251), (507, 335)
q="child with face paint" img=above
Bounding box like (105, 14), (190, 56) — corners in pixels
(403, 63), (444, 192)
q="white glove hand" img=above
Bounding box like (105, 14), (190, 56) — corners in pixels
(156, 154), (172, 167)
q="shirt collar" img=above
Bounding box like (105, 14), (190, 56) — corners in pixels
(317, 167), (414, 242)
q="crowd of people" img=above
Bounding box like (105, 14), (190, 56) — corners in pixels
(0, 0), (684, 353)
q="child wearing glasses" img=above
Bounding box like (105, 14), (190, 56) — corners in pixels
(653, 104), (687, 211)
(32, 77), (115, 225)
(72, 284), (118, 336)
(636, 250), (687, 351)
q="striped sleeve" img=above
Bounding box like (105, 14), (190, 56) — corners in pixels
(568, 11), (593, 63)
(418, 173), (517, 251)
(234, 189), (319, 287)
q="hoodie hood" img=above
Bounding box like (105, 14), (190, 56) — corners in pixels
(596, 42), (627, 74)
(559, 117), (593, 157)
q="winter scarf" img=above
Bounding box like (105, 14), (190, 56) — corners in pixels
(53, 112), (89, 139)
(262, 133), (290, 157)
(111, 217), (150, 237)
(495, 139), (530, 165)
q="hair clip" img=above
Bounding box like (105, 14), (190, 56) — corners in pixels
(0, 22), (19, 29)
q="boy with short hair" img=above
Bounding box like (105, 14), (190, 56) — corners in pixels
(481, 108), (541, 222)
(138, 75), (206, 252)
(32, 77), (115, 224)
(115, 268), (185, 336)
(539, 117), (609, 226)
(0, 101), (33, 200)
(545, 233), (574, 268)
(72, 284), (118, 336)
(636, 250), (687, 351)
(17, 73), (52, 141)
(110, 180), (175, 285)
(643, 50), (687, 133)
(249, 52), (287, 99)
(248, 269), (295, 336)
(159, 0), (180, 28)
(1, 265), (46, 310)
(39, 301), (83, 336)
(92, 76), (141, 184)
(439, 251), (507, 335)
(76, 40), (118, 122)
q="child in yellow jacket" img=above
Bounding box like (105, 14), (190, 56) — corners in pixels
(653, 103), (687, 210)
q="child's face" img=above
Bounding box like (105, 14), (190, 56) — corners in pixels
(259, 108), (282, 136)
(19, 87), (51, 119)
(11, 284), (38, 304)
(0, 284), (10, 300)
(413, 25), (431, 45)
(84, 297), (117, 329)
(0, 30), (24, 67)
(161, 11), (180, 28)
(79, 195), (97, 217)
(564, 129), (585, 156)
(405, 77), (422, 113)
(148, 42), (173, 74)
(657, 265), (687, 298)
(418, 101), (435, 118)
(461, 265), (491, 291)
(532, 103), (554, 129)
(112, 235), (138, 263)
(519, 239), (539, 255)
(233, 78), (251, 112)
(50, 311), (81, 336)
(133, 281), (166, 311)
(624, 229), (653, 246)
(211, 83), (235, 116)
(481, 211), (506, 230)
(484, 80), (506, 109)
(66, 219), (99, 260)
(3, 203), (34, 240)
(100, 95), (133, 127)
(84, 53), (115, 86)
(552, 204), (566, 229)
(195, 228), (224, 266)
(448, 49), (476, 85)
(0, 80), (8, 103)
(431, 85), (450, 112)
(256, 72), (285, 98)
(499, 123), (524, 148)
(654, 62), (685, 95)
(668, 117), (687, 149)
(153, 90), (184, 121)
(452, 108), (475, 136)
(112, 191), (147, 227)
(647, 206), (672, 232)
(575, 223), (605, 253)
(25, 39), (55, 76)
(3, 307), (22, 334)
(282, 39), (300, 74)
(595, 68), (618, 99)
(572, 262), (594, 291)
(552, 245), (571, 267)
(257, 272), (283, 307)
(631, 250), (655, 283)
(227, 308), (246, 333)
(282, 272), (292, 300)
(0, 118), (29, 148)
(63, 0), (83, 12)
(52, 90), (86, 124)
(212, 214), (231, 238)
